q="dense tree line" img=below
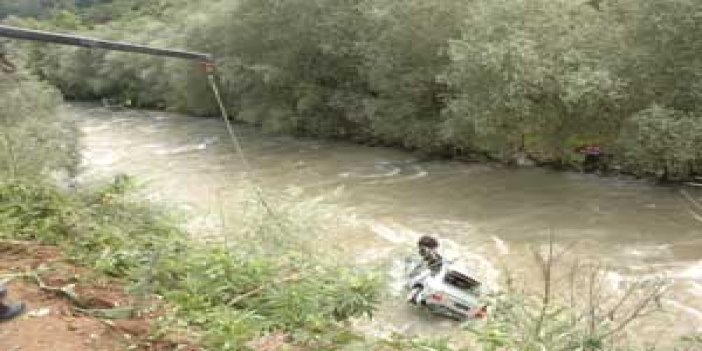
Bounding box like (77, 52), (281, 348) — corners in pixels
(17, 0), (702, 180)
(0, 0), (66, 19)
(0, 0), (163, 23)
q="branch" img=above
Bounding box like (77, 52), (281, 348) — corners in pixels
(680, 189), (702, 212)
(601, 281), (667, 339)
(227, 273), (301, 306)
(602, 280), (640, 322)
(534, 230), (555, 338)
(29, 272), (82, 307)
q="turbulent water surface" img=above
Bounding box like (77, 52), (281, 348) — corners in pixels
(74, 103), (702, 345)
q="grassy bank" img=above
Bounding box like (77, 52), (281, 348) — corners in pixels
(0, 177), (386, 350)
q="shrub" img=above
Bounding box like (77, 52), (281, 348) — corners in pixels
(442, 0), (626, 162)
(0, 72), (79, 180)
(618, 105), (702, 179)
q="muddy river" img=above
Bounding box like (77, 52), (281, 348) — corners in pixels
(73, 103), (702, 346)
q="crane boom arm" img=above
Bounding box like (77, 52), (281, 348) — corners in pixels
(0, 24), (211, 62)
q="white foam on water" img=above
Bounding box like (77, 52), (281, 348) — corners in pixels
(411, 165), (429, 177)
(137, 125), (161, 134)
(663, 299), (702, 330)
(376, 166), (402, 178)
(369, 222), (418, 244)
(82, 124), (110, 133)
(284, 185), (304, 197)
(367, 165), (429, 185)
(622, 243), (671, 259)
(388, 257), (413, 296)
(605, 271), (626, 292)
(154, 137), (220, 156)
(109, 117), (132, 124)
(83, 150), (120, 166)
(339, 212), (359, 225)
(339, 166), (402, 179)
(688, 282), (702, 297)
(687, 209), (702, 224)
(331, 184), (346, 198)
(202, 136), (220, 145)
(492, 235), (510, 256)
(675, 261), (702, 281)
(155, 143), (205, 155)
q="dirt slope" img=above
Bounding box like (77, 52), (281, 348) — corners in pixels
(0, 241), (198, 351)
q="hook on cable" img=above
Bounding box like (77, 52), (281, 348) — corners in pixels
(200, 60), (216, 75)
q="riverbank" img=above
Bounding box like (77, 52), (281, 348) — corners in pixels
(0, 178), (386, 351)
(0, 241), (200, 351)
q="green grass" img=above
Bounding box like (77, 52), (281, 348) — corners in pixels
(0, 177), (383, 350)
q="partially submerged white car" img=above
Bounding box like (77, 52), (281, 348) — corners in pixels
(405, 258), (487, 320)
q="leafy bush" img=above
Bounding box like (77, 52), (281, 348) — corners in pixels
(187, 0), (372, 136)
(618, 105), (702, 180)
(442, 0), (626, 162)
(618, 0), (702, 115)
(359, 0), (471, 150)
(0, 72), (79, 180)
(0, 180), (76, 242)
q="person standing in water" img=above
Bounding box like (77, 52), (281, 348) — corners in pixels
(418, 235), (443, 273)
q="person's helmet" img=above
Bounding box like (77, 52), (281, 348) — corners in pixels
(418, 235), (439, 249)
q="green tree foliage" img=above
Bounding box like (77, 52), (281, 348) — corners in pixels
(618, 106), (702, 180)
(362, 0), (471, 149)
(443, 0), (626, 162)
(613, 0), (702, 178)
(0, 0), (65, 19)
(0, 71), (79, 180)
(19, 0), (702, 179)
(617, 0), (702, 113)
(0, 0), (151, 22)
(188, 0), (372, 136)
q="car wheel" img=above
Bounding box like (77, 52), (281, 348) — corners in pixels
(407, 286), (423, 305)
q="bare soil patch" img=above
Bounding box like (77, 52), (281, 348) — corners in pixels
(0, 241), (200, 351)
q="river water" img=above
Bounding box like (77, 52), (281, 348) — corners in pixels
(73, 103), (702, 345)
